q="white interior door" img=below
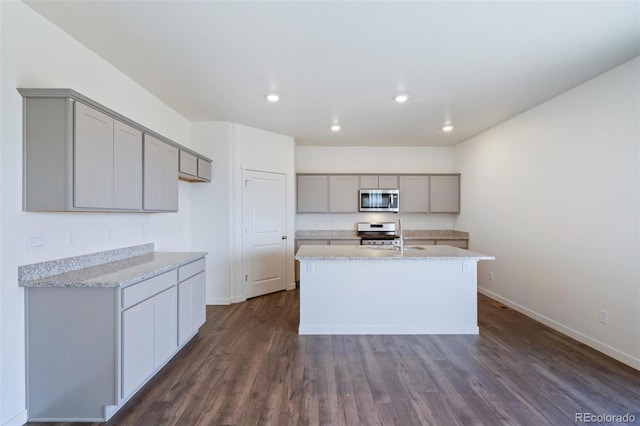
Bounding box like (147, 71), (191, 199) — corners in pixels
(243, 170), (287, 298)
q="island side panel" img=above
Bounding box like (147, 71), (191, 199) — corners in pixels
(27, 287), (118, 421)
(299, 259), (478, 335)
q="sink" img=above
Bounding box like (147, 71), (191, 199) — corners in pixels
(358, 245), (397, 250)
(358, 245), (428, 251)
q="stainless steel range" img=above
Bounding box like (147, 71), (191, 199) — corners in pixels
(357, 222), (399, 246)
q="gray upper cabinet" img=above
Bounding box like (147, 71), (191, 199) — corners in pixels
(74, 102), (115, 209)
(378, 175), (399, 189)
(329, 175), (359, 212)
(19, 88), (211, 213)
(430, 175), (460, 213)
(113, 121), (143, 210)
(179, 150), (212, 182)
(359, 175), (399, 189)
(359, 175), (379, 189)
(197, 158), (212, 181)
(399, 175), (430, 212)
(297, 175), (329, 213)
(179, 151), (197, 177)
(144, 135), (178, 212)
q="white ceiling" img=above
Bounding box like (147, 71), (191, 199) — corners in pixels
(25, 1), (640, 147)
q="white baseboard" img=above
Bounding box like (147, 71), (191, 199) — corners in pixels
(478, 287), (640, 371)
(206, 297), (230, 305)
(299, 325), (479, 335)
(231, 295), (245, 304)
(3, 409), (28, 426)
(287, 282), (296, 291)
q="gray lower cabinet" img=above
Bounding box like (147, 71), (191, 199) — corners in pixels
(144, 135), (179, 211)
(178, 259), (206, 345)
(26, 258), (206, 422)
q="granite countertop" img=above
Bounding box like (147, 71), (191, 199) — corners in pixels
(295, 244), (493, 261)
(19, 244), (207, 288)
(295, 230), (469, 240)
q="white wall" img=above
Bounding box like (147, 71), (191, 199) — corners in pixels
(190, 122), (233, 304)
(190, 122), (296, 305)
(0, 3), (193, 425)
(454, 57), (640, 369)
(232, 124), (297, 301)
(295, 146), (458, 230)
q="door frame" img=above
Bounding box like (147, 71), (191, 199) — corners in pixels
(234, 163), (295, 302)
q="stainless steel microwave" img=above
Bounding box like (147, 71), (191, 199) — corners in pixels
(359, 189), (399, 212)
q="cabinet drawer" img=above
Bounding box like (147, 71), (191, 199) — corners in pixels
(178, 258), (206, 282)
(179, 151), (197, 176)
(122, 270), (177, 309)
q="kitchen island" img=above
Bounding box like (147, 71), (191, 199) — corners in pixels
(295, 244), (494, 335)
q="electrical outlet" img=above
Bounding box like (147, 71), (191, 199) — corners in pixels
(104, 228), (112, 242)
(598, 309), (608, 324)
(65, 231), (75, 247)
(489, 272), (494, 281)
(26, 233), (45, 251)
(306, 262), (315, 273)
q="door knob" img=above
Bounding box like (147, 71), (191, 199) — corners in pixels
(281, 235), (287, 240)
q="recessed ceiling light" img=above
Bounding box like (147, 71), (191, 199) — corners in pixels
(442, 124), (454, 132)
(394, 94), (409, 103)
(266, 93), (280, 102)
(330, 124), (341, 132)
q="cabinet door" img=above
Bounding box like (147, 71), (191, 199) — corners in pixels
(297, 175), (329, 213)
(378, 175), (399, 189)
(162, 144), (179, 211)
(144, 135), (178, 211)
(197, 158), (212, 181)
(178, 272), (206, 346)
(144, 135), (164, 210)
(359, 176), (378, 189)
(329, 239), (360, 245)
(113, 120), (142, 210)
(74, 102), (114, 208)
(179, 151), (197, 177)
(122, 297), (155, 398)
(406, 239), (436, 245)
(154, 287), (178, 368)
(329, 175), (359, 212)
(399, 175), (429, 212)
(430, 175), (460, 213)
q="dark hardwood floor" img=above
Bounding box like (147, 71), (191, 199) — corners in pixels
(33, 290), (640, 425)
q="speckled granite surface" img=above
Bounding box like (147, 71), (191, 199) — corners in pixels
(295, 230), (469, 241)
(295, 230), (360, 240)
(19, 244), (207, 288)
(402, 230), (469, 240)
(295, 244), (493, 261)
